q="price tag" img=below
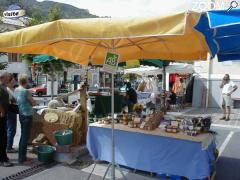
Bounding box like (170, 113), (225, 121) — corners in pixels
(103, 52), (119, 74)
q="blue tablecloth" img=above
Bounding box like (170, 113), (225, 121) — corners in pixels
(87, 125), (216, 180)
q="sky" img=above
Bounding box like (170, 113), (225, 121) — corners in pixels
(37, 0), (191, 17)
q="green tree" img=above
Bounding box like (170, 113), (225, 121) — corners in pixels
(29, 11), (44, 26)
(48, 5), (61, 22)
(35, 58), (75, 98)
(0, 62), (8, 70)
(0, 52), (8, 70)
(22, 53), (75, 98)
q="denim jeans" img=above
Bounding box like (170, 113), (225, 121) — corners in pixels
(18, 115), (32, 163)
(6, 111), (17, 150)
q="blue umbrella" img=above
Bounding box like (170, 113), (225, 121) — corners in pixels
(195, 9), (240, 61)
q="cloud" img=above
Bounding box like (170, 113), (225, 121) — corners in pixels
(37, 0), (190, 17)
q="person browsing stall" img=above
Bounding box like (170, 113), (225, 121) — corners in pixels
(126, 82), (137, 112)
(0, 72), (13, 167)
(14, 74), (37, 164)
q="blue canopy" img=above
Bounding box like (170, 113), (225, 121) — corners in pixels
(195, 9), (240, 61)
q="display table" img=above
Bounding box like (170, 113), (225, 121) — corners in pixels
(87, 123), (216, 180)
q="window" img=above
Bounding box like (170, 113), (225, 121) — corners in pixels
(8, 53), (21, 62)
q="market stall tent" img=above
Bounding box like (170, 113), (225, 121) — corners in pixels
(124, 66), (160, 76)
(195, 9), (240, 61)
(0, 12), (209, 65)
(124, 63), (194, 76)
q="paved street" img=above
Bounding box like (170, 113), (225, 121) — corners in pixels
(1, 107), (240, 180)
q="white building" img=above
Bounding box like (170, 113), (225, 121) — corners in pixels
(0, 52), (30, 78)
(0, 5), (31, 78)
(193, 58), (240, 108)
(0, 34), (30, 79)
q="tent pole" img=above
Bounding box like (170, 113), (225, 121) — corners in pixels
(103, 47), (126, 180)
(206, 1), (215, 109)
(111, 72), (115, 180)
(206, 54), (212, 109)
(111, 44), (116, 180)
(163, 64), (166, 114)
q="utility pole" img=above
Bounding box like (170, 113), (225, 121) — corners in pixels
(206, 0), (214, 108)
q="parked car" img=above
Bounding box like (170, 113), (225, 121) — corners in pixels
(29, 84), (47, 96)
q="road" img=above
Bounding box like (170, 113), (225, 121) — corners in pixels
(213, 126), (240, 180)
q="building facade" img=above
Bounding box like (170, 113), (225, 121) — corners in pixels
(0, 5), (31, 78)
(193, 58), (240, 108)
(0, 24), (30, 78)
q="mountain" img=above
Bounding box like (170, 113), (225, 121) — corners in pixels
(0, 0), (98, 20)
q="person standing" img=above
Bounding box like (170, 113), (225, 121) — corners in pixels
(6, 74), (18, 153)
(220, 74), (238, 121)
(0, 72), (13, 167)
(126, 82), (137, 113)
(14, 74), (37, 164)
(172, 77), (184, 110)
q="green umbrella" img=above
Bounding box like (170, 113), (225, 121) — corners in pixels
(119, 59), (170, 68)
(140, 59), (167, 67)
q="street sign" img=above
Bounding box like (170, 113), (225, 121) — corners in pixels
(0, 5), (29, 27)
(3, 9), (26, 18)
(103, 52), (119, 74)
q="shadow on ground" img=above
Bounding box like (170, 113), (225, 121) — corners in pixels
(216, 157), (240, 180)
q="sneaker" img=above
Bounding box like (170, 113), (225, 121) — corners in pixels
(0, 161), (14, 167)
(6, 148), (18, 153)
(220, 117), (226, 120)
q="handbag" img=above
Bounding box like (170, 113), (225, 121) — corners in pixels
(8, 104), (19, 114)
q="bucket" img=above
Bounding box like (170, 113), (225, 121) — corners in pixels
(37, 145), (55, 163)
(54, 129), (73, 145)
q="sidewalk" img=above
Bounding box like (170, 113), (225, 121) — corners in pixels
(24, 164), (159, 180)
(0, 117), (39, 179)
(0, 151), (38, 179)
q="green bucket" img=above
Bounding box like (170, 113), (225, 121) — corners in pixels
(54, 129), (73, 145)
(37, 145), (55, 163)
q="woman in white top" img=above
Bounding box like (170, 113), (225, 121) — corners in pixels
(220, 74), (238, 121)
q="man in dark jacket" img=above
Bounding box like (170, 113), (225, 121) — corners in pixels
(126, 82), (137, 112)
(0, 72), (13, 167)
